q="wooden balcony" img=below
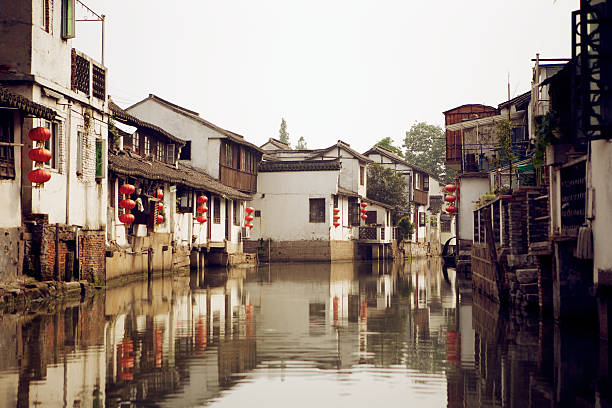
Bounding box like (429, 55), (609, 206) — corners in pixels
(413, 189), (428, 206)
(220, 165), (257, 193)
(358, 226), (392, 243)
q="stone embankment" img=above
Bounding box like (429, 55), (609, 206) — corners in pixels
(0, 278), (100, 312)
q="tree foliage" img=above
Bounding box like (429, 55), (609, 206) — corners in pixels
(376, 137), (403, 157)
(296, 136), (307, 149)
(495, 119), (516, 192)
(366, 163), (410, 209)
(397, 216), (415, 239)
(279, 118), (290, 146)
(403, 122), (456, 184)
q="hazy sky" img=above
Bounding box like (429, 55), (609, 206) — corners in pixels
(74, 0), (578, 153)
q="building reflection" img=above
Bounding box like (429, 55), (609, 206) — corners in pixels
(1, 259), (609, 407)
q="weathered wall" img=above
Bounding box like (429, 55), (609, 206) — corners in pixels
(591, 140), (612, 285)
(0, 111), (22, 229)
(458, 176), (489, 241)
(253, 240), (358, 262)
(0, 227), (23, 283)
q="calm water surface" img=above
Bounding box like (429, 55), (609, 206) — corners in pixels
(0, 259), (609, 407)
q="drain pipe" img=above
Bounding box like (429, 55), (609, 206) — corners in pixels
(65, 102), (73, 224)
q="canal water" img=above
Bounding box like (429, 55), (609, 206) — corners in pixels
(0, 259), (609, 407)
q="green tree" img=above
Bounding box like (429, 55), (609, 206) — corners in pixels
(397, 216), (415, 240)
(367, 163), (410, 209)
(403, 122), (456, 184)
(279, 118), (290, 146)
(376, 137), (403, 157)
(296, 136), (307, 149)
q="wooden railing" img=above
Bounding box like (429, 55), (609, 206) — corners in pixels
(219, 165), (257, 193)
(413, 189), (428, 205)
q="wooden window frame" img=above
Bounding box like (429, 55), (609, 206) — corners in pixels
(156, 141), (164, 161)
(309, 198), (326, 223)
(213, 196), (221, 224)
(0, 110), (15, 179)
(233, 200), (240, 226)
(360, 166), (365, 186)
(132, 131), (140, 155)
(143, 135), (150, 157)
(43, 120), (59, 170)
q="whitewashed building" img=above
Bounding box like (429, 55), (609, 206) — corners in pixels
(122, 94), (263, 265)
(249, 140), (394, 261)
(0, 0), (108, 282)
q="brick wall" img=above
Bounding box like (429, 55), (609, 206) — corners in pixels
(79, 230), (105, 282)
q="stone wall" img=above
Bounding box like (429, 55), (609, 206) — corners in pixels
(0, 227), (23, 283)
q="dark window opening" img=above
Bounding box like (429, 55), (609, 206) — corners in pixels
(309, 198), (325, 223)
(213, 197), (221, 224)
(179, 140), (191, 160)
(233, 201), (239, 226)
(360, 166), (365, 185)
(349, 197), (360, 226)
(0, 111), (15, 179)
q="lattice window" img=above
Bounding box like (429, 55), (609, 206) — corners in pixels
(71, 49), (90, 95)
(0, 110), (15, 179)
(92, 64), (106, 100)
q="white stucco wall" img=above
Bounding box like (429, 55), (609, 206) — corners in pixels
(28, 100), (107, 230)
(0, 111), (22, 228)
(249, 170), (339, 241)
(457, 177), (489, 241)
(591, 140), (612, 281)
(127, 99), (226, 178)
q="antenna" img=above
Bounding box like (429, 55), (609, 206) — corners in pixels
(507, 73), (510, 100)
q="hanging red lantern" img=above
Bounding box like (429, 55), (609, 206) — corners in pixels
(120, 199), (136, 210)
(446, 205), (457, 213)
(245, 215), (254, 222)
(158, 202), (163, 211)
(360, 208), (367, 214)
(197, 205), (208, 213)
(157, 214), (164, 224)
(28, 147), (52, 163)
(360, 202), (368, 208)
(245, 222), (254, 229)
(245, 207), (254, 214)
(28, 127), (51, 142)
(361, 214), (368, 220)
(197, 215), (207, 224)
(197, 195), (208, 204)
(28, 168), (51, 184)
(119, 213), (135, 224)
(156, 189), (164, 200)
(333, 208), (340, 214)
(119, 184), (135, 195)
(445, 195), (457, 203)
(333, 222), (340, 227)
(445, 184), (457, 193)
(333, 215), (340, 221)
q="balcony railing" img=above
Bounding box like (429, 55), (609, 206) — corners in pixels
(71, 49), (106, 101)
(358, 226), (391, 243)
(413, 189), (428, 205)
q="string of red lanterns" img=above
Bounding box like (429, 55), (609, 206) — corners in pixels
(333, 207), (340, 228)
(245, 206), (254, 229)
(27, 127), (52, 186)
(196, 195), (208, 224)
(156, 189), (164, 224)
(445, 184), (458, 213)
(360, 202), (368, 221)
(118, 183), (136, 225)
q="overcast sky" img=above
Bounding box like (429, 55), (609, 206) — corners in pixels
(74, 0), (578, 153)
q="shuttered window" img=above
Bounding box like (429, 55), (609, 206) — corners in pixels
(309, 198), (325, 223)
(62, 0), (75, 39)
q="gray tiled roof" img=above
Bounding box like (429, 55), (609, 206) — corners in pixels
(0, 86), (57, 120)
(108, 150), (251, 200)
(259, 159), (341, 172)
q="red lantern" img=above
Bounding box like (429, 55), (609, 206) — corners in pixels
(360, 208), (367, 214)
(245, 215), (254, 222)
(28, 168), (51, 184)
(158, 202), (163, 211)
(446, 205), (457, 213)
(156, 189), (163, 200)
(333, 215), (340, 220)
(119, 213), (135, 224)
(197, 195), (208, 204)
(157, 215), (164, 224)
(333, 222), (340, 227)
(245, 222), (254, 229)
(361, 214), (368, 220)
(28, 127), (51, 142)
(360, 202), (368, 208)
(445, 195), (457, 202)
(197, 215), (207, 224)
(197, 205), (208, 213)
(245, 207), (254, 214)
(28, 147), (52, 163)
(445, 184), (457, 193)
(333, 208), (340, 214)
(119, 184), (135, 195)
(120, 199), (136, 210)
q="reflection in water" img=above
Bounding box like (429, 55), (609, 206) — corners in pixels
(0, 259), (609, 407)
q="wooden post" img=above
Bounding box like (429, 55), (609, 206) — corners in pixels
(484, 205), (508, 306)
